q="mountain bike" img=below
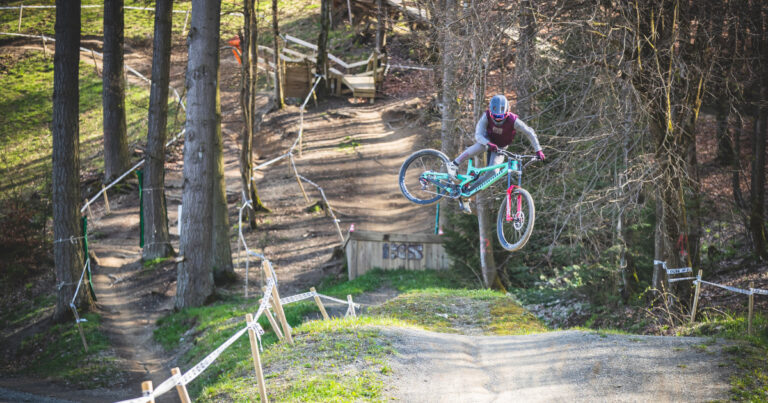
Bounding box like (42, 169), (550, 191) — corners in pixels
(398, 148), (539, 252)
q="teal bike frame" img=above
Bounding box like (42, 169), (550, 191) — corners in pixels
(419, 150), (535, 223)
(422, 156), (521, 199)
(453, 158), (521, 198)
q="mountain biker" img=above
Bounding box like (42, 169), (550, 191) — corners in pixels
(447, 94), (545, 214)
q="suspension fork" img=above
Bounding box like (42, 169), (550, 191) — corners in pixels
(505, 163), (523, 222)
(505, 185), (522, 222)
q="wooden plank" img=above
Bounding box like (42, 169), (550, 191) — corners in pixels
(349, 230), (444, 244)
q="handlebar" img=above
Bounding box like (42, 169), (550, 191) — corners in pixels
(496, 149), (540, 169)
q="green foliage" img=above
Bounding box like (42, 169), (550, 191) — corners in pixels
(682, 313), (768, 400)
(0, 194), (51, 287)
(441, 210), (508, 285)
(0, 293), (54, 329)
(337, 136), (360, 151)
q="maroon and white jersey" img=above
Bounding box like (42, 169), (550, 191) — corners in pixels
(475, 110), (541, 151)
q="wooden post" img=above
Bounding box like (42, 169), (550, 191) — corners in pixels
(141, 380), (155, 403)
(311, 287), (330, 320)
(748, 281), (754, 335)
(298, 109), (304, 158)
(102, 184), (111, 215)
(690, 270), (702, 324)
(263, 263), (293, 344)
(246, 314), (269, 403)
(259, 298), (284, 340)
(90, 49), (100, 76)
(182, 10), (190, 37)
(84, 198), (93, 219)
(171, 367), (191, 403)
(347, 294), (356, 318)
(18, 4), (23, 32)
(71, 307), (89, 352)
(289, 156), (310, 203)
(41, 35), (48, 57)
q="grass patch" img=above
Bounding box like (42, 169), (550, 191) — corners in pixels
(370, 288), (548, 335)
(337, 136), (360, 152)
(0, 293), (54, 330)
(681, 312), (768, 400)
(17, 312), (124, 388)
(318, 268), (471, 297)
(194, 318), (395, 402)
(0, 48), (182, 198)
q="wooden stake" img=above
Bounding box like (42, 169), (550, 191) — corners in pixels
(18, 4), (23, 32)
(102, 184), (111, 215)
(83, 198), (93, 220)
(90, 49), (100, 76)
(690, 270), (702, 323)
(41, 35), (48, 57)
(748, 281), (754, 335)
(259, 298), (284, 340)
(71, 306), (89, 352)
(298, 109), (304, 158)
(141, 380), (155, 403)
(311, 287), (330, 320)
(290, 157), (310, 203)
(171, 367), (191, 403)
(263, 263), (293, 344)
(246, 314), (269, 403)
(347, 294), (356, 318)
(182, 10), (190, 37)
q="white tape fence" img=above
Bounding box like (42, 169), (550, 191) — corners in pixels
(115, 254), (360, 403)
(655, 260), (766, 333)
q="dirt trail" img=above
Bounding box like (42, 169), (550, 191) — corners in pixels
(246, 97), (435, 292)
(386, 328), (731, 402)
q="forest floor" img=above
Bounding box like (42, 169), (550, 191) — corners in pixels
(0, 29), (760, 402)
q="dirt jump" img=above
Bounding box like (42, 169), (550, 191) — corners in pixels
(387, 328), (731, 402)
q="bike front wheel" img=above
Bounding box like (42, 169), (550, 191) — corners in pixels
(496, 188), (535, 251)
(399, 149), (452, 205)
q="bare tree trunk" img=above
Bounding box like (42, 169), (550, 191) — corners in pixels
(102, 0), (130, 182)
(142, 0), (175, 261)
(652, 189), (664, 290)
(272, 0), (284, 108)
(176, 0), (219, 309)
(515, 0), (536, 117)
(375, 0), (385, 54)
(749, 13), (767, 260)
(470, 13), (497, 289)
(316, 0), (331, 97)
(53, 0), (85, 322)
(750, 92), (767, 260)
(211, 5), (233, 282)
(239, 0), (269, 228)
(439, 0), (457, 158)
(714, 100), (733, 165)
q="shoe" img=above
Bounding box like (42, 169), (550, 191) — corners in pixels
(446, 161), (458, 181)
(458, 199), (472, 214)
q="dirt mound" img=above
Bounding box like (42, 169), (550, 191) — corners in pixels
(386, 328), (732, 402)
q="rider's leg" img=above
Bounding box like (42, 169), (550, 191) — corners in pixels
(454, 143), (487, 165)
(448, 142), (486, 181)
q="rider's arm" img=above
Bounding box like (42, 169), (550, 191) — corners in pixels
(514, 118), (542, 152)
(474, 114), (490, 145)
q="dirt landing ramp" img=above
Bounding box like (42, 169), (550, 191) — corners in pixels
(386, 328), (731, 402)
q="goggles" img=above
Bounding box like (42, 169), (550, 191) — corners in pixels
(491, 112), (506, 122)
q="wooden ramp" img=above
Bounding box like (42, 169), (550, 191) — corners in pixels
(341, 75), (376, 100)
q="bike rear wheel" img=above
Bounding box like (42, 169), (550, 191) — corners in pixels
(399, 149), (452, 205)
(496, 188), (535, 251)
